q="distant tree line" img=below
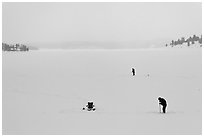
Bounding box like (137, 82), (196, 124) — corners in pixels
(165, 34), (202, 48)
(2, 43), (29, 51)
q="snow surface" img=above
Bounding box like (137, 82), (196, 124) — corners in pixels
(2, 48), (202, 135)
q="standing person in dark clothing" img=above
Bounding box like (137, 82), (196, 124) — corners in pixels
(132, 68), (135, 76)
(158, 97), (167, 113)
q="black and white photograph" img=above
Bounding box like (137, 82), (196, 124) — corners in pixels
(2, 1), (202, 135)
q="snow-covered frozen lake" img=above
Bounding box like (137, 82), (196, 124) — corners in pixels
(2, 48), (202, 135)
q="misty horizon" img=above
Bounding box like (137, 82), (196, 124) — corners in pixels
(22, 40), (168, 49)
(2, 2), (202, 49)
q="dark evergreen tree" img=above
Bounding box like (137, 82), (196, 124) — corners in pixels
(171, 40), (174, 46)
(199, 35), (202, 44)
(177, 39), (181, 45)
(186, 38), (190, 46)
(174, 40), (178, 45)
(181, 37), (185, 44)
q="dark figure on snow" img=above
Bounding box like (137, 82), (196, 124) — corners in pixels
(83, 101), (95, 111)
(158, 97), (167, 113)
(132, 68), (135, 76)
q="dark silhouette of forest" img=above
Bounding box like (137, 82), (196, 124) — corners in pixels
(2, 43), (29, 51)
(165, 34), (202, 48)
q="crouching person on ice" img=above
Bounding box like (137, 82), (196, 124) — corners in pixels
(158, 97), (167, 113)
(83, 101), (96, 111)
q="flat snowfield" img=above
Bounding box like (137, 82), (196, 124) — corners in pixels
(2, 48), (202, 135)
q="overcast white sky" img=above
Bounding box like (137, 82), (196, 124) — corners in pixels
(2, 2), (202, 47)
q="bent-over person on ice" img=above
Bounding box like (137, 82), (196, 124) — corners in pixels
(83, 101), (96, 111)
(158, 97), (167, 113)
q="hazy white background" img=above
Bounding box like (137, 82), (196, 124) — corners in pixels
(2, 2), (202, 48)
